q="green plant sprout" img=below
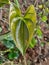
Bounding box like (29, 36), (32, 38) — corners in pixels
(0, 0), (37, 65)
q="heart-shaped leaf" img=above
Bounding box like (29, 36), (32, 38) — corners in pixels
(9, 3), (36, 55)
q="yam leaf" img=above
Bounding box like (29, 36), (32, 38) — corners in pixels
(9, 3), (37, 55)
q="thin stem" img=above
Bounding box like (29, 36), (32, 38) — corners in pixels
(14, 0), (20, 8)
(23, 55), (28, 65)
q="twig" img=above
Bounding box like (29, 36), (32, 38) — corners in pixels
(0, 30), (10, 36)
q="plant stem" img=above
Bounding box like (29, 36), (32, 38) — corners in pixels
(14, 0), (20, 8)
(23, 55), (28, 65)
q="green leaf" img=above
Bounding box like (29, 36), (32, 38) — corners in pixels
(11, 19), (29, 55)
(9, 4), (37, 55)
(0, 27), (2, 32)
(8, 50), (20, 60)
(14, 0), (20, 8)
(29, 37), (37, 48)
(0, 32), (10, 41)
(0, 0), (10, 7)
(0, 0), (9, 3)
(36, 27), (43, 39)
(9, 3), (21, 26)
(0, 58), (3, 64)
(24, 5), (37, 41)
(24, 5), (36, 23)
(0, 3), (5, 7)
(2, 39), (15, 49)
(41, 16), (47, 22)
(24, 19), (36, 42)
(38, 12), (42, 17)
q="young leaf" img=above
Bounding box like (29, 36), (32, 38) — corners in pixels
(36, 27), (43, 38)
(29, 37), (37, 48)
(24, 5), (37, 41)
(9, 4), (37, 55)
(9, 3), (21, 26)
(14, 0), (20, 8)
(24, 5), (36, 23)
(41, 16), (47, 22)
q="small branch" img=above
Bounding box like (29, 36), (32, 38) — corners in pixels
(23, 55), (28, 65)
(0, 30), (10, 36)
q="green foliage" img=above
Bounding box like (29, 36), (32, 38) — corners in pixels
(0, 58), (3, 64)
(2, 39), (15, 49)
(41, 16), (47, 22)
(0, 0), (9, 3)
(0, 27), (2, 32)
(9, 3), (37, 55)
(29, 37), (37, 48)
(0, 0), (10, 7)
(0, 0), (37, 57)
(38, 12), (42, 17)
(8, 49), (20, 60)
(0, 33), (20, 61)
(14, 0), (20, 8)
(0, 32), (10, 41)
(36, 27), (43, 39)
(0, 33), (16, 49)
(9, 2), (21, 26)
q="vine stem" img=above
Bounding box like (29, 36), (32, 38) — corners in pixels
(23, 55), (28, 65)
